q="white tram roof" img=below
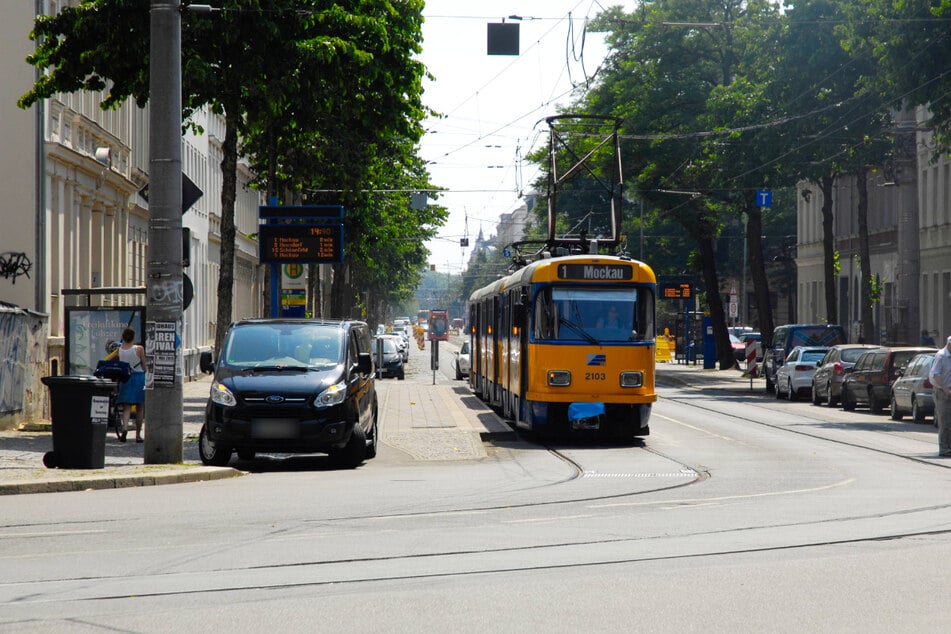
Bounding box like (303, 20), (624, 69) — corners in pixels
(468, 254), (651, 303)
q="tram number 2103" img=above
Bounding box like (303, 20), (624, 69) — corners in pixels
(585, 372), (607, 381)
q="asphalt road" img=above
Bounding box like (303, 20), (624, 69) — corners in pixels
(3, 346), (951, 632)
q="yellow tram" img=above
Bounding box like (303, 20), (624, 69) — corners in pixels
(468, 253), (657, 438)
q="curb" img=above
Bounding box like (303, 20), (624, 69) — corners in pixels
(0, 466), (243, 496)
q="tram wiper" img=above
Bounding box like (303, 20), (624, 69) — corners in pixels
(558, 317), (599, 345)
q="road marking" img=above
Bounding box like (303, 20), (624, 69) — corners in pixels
(582, 471), (697, 478)
(503, 514), (595, 524)
(654, 412), (738, 442)
(0, 529), (104, 539)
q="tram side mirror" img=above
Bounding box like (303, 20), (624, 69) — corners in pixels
(515, 287), (529, 307)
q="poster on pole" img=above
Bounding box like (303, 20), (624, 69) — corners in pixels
(145, 320), (179, 388)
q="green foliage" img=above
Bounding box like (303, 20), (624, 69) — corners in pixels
(20, 0), (439, 325)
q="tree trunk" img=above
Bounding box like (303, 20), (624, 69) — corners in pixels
(744, 197), (774, 345)
(695, 220), (733, 370)
(819, 173), (838, 324)
(331, 261), (355, 319)
(857, 168), (875, 343)
(213, 109), (240, 356)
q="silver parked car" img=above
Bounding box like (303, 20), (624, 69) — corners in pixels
(454, 340), (470, 380)
(810, 344), (882, 407)
(890, 351), (937, 423)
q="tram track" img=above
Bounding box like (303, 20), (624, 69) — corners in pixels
(657, 388), (951, 471)
(7, 393), (951, 610)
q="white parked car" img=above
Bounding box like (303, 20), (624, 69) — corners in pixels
(454, 341), (470, 380)
(776, 346), (829, 401)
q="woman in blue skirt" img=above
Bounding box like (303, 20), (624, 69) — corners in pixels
(116, 327), (147, 442)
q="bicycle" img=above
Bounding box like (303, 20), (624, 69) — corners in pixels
(94, 359), (133, 442)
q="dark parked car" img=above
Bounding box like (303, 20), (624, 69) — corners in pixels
(374, 335), (405, 380)
(199, 319), (378, 468)
(841, 346), (937, 414)
(890, 351), (937, 423)
(764, 323), (848, 393)
(810, 344), (882, 406)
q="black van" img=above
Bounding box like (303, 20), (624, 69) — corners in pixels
(199, 319), (378, 468)
(764, 323), (848, 393)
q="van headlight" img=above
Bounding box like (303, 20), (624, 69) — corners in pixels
(620, 372), (643, 387)
(210, 382), (237, 407)
(314, 381), (347, 408)
(548, 370), (571, 386)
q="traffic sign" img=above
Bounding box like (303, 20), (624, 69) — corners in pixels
(756, 190), (772, 208)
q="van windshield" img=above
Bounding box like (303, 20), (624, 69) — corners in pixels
(223, 323), (343, 369)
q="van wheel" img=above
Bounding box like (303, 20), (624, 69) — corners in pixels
(365, 410), (379, 459)
(331, 423), (366, 469)
(199, 423), (232, 467)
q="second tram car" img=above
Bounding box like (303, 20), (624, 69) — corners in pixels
(468, 253), (656, 438)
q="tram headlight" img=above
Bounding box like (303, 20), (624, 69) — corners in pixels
(620, 371), (643, 388)
(548, 370), (571, 386)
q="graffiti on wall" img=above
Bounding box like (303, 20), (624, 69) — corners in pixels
(0, 252), (32, 284)
(0, 310), (27, 414)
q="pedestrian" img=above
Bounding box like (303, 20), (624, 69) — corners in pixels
(116, 327), (147, 443)
(920, 329), (936, 347)
(928, 335), (951, 457)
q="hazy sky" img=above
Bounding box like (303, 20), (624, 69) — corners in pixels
(418, 1), (612, 273)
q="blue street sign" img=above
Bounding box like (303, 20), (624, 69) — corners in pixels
(756, 190), (773, 208)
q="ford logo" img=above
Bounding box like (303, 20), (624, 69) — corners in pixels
(265, 395), (286, 404)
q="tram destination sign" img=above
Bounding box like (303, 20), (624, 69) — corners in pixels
(259, 224), (344, 264)
(557, 263), (633, 281)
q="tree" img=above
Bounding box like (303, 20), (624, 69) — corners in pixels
(575, 0), (784, 369)
(20, 0), (433, 353)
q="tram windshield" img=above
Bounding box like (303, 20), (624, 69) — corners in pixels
(533, 287), (654, 343)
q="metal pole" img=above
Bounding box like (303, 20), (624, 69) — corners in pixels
(741, 212), (748, 326)
(894, 104), (920, 345)
(145, 0), (183, 463)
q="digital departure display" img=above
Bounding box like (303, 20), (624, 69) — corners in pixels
(259, 224), (343, 264)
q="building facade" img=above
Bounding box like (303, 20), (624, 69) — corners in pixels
(796, 107), (951, 344)
(0, 1), (264, 428)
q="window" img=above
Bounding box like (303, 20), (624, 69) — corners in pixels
(533, 286), (654, 342)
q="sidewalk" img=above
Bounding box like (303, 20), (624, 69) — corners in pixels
(0, 374), (240, 495)
(656, 359), (765, 394)
(0, 353), (514, 493)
